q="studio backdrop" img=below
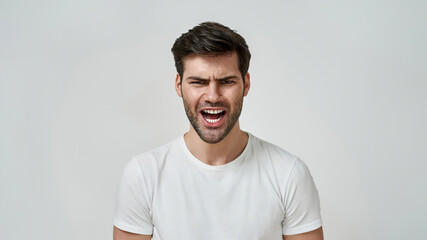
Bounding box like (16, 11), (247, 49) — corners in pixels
(1, 1), (426, 240)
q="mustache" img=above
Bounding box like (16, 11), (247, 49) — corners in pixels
(198, 102), (229, 109)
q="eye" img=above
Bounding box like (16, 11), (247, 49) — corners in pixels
(190, 80), (207, 85)
(221, 80), (234, 85)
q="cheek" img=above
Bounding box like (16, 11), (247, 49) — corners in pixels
(182, 90), (201, 105)
(227, 89), (244, 102)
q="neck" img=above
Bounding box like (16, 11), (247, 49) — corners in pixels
(184, 122), (249, 166)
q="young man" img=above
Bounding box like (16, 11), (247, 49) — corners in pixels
(114, 22), (323, 240)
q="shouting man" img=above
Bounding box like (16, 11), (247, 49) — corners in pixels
(114, 22), (323, 240)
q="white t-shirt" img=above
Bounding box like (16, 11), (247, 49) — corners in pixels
(114, 133), (322, 239)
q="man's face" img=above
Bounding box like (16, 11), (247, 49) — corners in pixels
(175, 52), (250, 144)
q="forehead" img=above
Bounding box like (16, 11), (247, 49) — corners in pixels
(182, 52), (240, 78)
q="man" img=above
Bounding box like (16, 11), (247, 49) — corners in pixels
(114, 22), (323, 240)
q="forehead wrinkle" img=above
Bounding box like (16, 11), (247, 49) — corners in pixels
(182, 53), (240, 80)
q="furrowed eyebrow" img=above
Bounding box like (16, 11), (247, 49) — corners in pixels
(217, 75), (239, 81)
(186, 75), (239, 81)
(186, 76), (209, 81)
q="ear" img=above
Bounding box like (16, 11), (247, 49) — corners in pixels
(243, 72), (250, 97)
(175, 74), (182, 97)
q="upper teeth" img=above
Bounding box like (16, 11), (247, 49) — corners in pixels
(203, 109), (224, 114)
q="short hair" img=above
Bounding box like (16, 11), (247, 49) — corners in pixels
(171, 22), (251, 81)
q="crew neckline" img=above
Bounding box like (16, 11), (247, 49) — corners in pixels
(179, 132), (252, 171)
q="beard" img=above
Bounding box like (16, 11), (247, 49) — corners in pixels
(182, 95), (243, 144)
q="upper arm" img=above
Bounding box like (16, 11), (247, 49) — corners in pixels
(113, 226), (152, 240)
(282, 159), (322, 235)
(114, 158), (154, 235)
(283, 227), (323, 240)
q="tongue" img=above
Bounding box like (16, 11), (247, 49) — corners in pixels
(205, 113), (221, 119)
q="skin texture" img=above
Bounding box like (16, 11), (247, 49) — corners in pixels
(113, 226), (151, 240)
(283, 227), (324, 240)
(175, 52), (251, 165)
(181, 77), (243, 144)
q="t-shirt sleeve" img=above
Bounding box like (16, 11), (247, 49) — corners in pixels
(114, 158), (153, 235)
(281, 158), (322, 235)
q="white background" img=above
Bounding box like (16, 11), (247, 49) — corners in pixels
(1, 1), (426, 239)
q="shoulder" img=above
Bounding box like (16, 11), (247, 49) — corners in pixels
(248, 134), (314, 186)
(122, 137), (182, 178)
(249, 133), (299, 167)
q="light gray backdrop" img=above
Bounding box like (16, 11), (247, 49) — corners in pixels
(1, 1), (426, 239)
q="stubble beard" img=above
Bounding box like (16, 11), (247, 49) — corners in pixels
(182, 95), (243, 144)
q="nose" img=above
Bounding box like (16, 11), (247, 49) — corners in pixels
(205, 81), (221, 103)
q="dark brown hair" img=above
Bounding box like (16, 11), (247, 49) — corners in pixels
(171, 22), (251, 81)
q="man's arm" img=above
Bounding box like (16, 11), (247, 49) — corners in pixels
(113, 226), (151, 240)
(283, 227), (323, 240)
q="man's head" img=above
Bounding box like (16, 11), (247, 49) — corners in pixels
(171, 22), (251, 82)
(172, 22), (251, 144)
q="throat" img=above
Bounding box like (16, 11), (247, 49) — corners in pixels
(184, 130), (248, 166)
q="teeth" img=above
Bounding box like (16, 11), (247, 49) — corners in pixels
(205, 115), (223, 123)
(202, 109), (224, 124)
(203, 109), (224, 114)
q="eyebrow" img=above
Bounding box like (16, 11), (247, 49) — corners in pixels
(186, 75), (239, 81)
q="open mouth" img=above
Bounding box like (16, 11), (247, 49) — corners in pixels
(201, 109), (226, 123)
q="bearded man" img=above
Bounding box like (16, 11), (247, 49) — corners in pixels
(113, 22), (323, 240)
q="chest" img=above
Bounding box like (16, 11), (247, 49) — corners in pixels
(150, 160), (285, 240)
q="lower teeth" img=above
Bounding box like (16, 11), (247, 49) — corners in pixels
(205, 115), (222, 123)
